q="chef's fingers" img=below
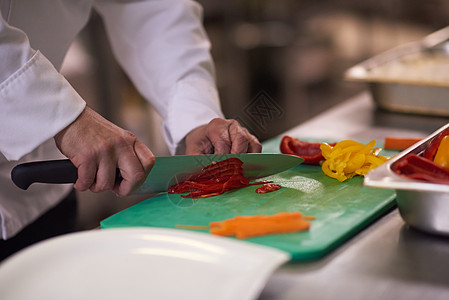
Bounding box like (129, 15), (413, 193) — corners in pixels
(113, 155), (145, 197)
(134, 140), (156, 178)
(75, 161), (97, 192)
(228, 121), (261, 154)
(207, 118), (232, 154)
(185, 140), (213, 155)
(245, 129), (262, 153)
(184, 124), (212, 155)
(227, 121), (249, 153)
(89, 156), (116, 193)
(54, 106), (154, 196)
(113, 139), (155, 197)
(184, 118), (261, 154)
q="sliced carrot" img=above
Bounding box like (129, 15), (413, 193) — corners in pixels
(384, 137), (422, 151)
(209, 212), (313, 239)
(175, 212), (315, 239)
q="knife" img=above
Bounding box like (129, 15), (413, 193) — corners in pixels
(11, 153), (303, 194)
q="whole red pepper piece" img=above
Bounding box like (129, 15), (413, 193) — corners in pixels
(280, 136), (336, 165)
(422, 129), (449, 161)
(392, 154), (449, 184)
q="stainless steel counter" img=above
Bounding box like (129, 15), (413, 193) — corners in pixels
(259, 92), (449, 300)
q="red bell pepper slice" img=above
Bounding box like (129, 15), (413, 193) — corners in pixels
(180, 174), (251, 199)
(280, 136), (336, 165)
(255, 184), (282, 193)
(392, 154), (449, 184)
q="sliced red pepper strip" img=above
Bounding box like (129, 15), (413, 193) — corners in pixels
(182, 191), (222, 199)
(182, 174), (251, 199)
(392, 154), (449, 184)
(168, 177), (231, 193)
(255, 184), (282, 193)
(169, 158), (268, 199)
(249, 180), (274, 186)
(280, 136), (336, 165)
(193, 158), (243, 180)
(422, 129), (449, 161)
(221, 174), (250, 189)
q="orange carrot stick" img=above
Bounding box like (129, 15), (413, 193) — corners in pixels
(384, 137), (422, 151)
(209, 212), (313, 239)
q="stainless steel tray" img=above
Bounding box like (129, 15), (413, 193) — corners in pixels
(365, 123), (449, 236)
(345, 26), (449, 117)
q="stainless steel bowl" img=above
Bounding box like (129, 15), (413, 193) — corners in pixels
(345, 26), (449, 117)
(364, 123), (449, 236)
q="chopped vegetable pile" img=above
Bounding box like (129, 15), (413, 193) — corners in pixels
(320, 140), (390, 182)
(209, 212), (314, 239)
(393, 154), (449, 184)
(280, 136), (391, 181)
(393, 129), (449, 183)
(168, 158), (273, 199)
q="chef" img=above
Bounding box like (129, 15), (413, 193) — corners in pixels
(0, 0), (261, 259)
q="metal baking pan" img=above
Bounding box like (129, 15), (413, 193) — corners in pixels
(364, 123), (449, 236)
(345, 26), (449, 117)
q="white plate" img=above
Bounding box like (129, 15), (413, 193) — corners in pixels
(0, 227), (289, 300)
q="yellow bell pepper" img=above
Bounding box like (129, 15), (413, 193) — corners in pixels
(320, 140), (390, 182)
(433, 135), (449, 169)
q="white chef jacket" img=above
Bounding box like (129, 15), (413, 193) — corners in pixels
(0, 0), (223, 239)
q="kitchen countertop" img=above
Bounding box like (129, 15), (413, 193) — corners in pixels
(259, 92), (449, 300)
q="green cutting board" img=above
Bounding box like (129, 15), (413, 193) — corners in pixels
(101, 138), (397, 261)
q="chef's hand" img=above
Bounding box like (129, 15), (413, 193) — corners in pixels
(54, 106), (155, 196)
(184, 118), (262, 154)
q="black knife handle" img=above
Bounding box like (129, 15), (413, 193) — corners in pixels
(11, 159), (122, 190)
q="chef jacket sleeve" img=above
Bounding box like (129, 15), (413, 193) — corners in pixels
(93, 0), (224, 155)
(0, 15), (86, 161)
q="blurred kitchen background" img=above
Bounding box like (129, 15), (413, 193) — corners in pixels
(61, 0), (449, 230)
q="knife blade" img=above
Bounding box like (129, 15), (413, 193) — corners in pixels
(11, 153), (304, 194)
